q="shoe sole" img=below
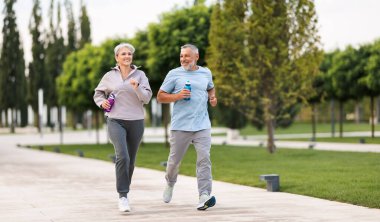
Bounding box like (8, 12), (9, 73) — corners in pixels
(197, 196), (216, 211)
(119, 208), (131, 212)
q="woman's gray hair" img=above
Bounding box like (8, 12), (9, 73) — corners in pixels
(181, 44), (199, 54)
(114, 43), (135, 56)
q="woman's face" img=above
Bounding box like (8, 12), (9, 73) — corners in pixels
(115, 47), (133, 67)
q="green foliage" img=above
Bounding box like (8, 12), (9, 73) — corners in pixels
(57, 45), (102, 111)
(78, 2), (91, 49)
(364, 40), (380, 96)
(207, 0), (322, 152)
(64, 0), (77, 54)
(329, 46), (367, 102)
(129, 30), (149, 73)
(0, 0), (27, 130)
(207, 0), (247, 108)
(28, 0), (46, 115)
(207, 0), (248, 129)
(214, 103), (247, 129)
(45, 0), (66, 107)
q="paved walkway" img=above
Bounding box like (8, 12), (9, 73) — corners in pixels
(1, 130), (380, 221)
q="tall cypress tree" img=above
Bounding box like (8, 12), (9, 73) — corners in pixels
(45, 0), (66, 129)
(28, 0), (46, 131)
(207, 0), (248, 133)
(64, 0), (77, 54)
(0, 0), (27, 133)
(64, 0), (78, 129)
(78, 1), (91, 49)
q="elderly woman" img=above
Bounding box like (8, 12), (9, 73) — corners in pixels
(93, 43), (152, 212)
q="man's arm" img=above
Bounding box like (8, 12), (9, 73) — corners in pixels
(157, 89), (190, 103)
(207, 88), (217, 107)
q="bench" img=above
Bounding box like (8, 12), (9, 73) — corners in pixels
(260, 174), (280, 192)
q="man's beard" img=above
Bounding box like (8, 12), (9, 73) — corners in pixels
(183, 61), (196, 71)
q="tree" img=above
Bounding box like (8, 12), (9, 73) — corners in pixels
(78, 1), (91, 49)
(328, 46), (365, 138)
(207, 0), (248, 139)
(45, 0), (66, 129)
(307, 71), (326, 141)
(364, 41), (380, 137)
(208, 0), (322, 153)
(0, 0), (27, 133)
(28, 0), (46, 132)
(64, 0), (76, 54)
(318, 50), (338, 137)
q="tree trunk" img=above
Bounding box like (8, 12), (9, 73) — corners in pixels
(47, 105), (52, 131)
(5, 110), (9, 127)
(371, 96), (375, 138)
(339, 101), (344, 138)
(10, 108), (15, 133)
(311, 103), (317, 141)
(266, 118), (275, 153)
(330, 99), (335, 137)
(58, 106), (63, 145)
(355, 102), (361, 124)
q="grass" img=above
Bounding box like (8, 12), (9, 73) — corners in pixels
(31, 143), (380, 209)
(284, 136), (380, 144)
(240, 122), (377, 135)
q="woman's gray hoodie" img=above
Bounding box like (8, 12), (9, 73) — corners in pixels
(94, 66), (152, 120)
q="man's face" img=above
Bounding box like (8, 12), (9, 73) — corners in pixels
(180, 48), (199, 71)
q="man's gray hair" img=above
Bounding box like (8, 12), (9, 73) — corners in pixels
(181, 44), (199, 54)
(114, 43), (135, 56)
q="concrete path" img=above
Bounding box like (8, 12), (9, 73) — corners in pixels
(1, 132), (380, 221)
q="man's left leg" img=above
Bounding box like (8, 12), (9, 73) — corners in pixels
(193, 129), (215, 210)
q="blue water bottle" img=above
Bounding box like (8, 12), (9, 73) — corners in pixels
(184, 80), (191, 101)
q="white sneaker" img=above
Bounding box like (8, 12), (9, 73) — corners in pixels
(197, 194), (216, 210)
(118, 197), (131, 212)
(163, 185), (174, 203)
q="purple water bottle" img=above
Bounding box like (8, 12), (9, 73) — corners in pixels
(105, 93), (115, 112)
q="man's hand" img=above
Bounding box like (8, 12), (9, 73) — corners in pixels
(209, 96), (217, 107)
(177, 89), (191, 100)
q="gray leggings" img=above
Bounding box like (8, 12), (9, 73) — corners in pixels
(107, 118), (144, 198)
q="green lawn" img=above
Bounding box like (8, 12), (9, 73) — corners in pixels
(240, 122), (377, 135)
(283, 136), (380, 144)
(31, 143), (380, 209)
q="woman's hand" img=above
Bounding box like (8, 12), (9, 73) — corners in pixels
(101, 99), (110, 110)
(129, 78), (139, 90)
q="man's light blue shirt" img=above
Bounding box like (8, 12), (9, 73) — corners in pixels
(160, 66), (214, 131)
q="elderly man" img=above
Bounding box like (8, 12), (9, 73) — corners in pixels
(157, 44), (217, 210)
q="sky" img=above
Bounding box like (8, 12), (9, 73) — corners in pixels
(2, 0), (380, 63)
